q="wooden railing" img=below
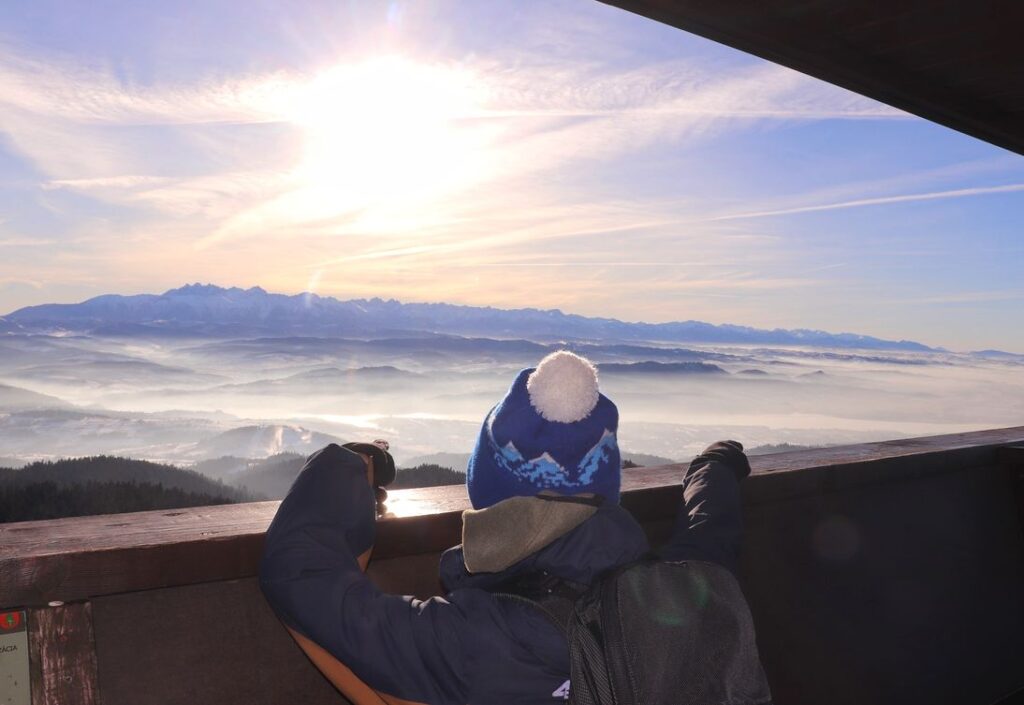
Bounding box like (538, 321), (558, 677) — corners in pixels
(2, 426), (1024, 705)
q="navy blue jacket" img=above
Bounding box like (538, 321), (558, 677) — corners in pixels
(259, 442), (748, 704)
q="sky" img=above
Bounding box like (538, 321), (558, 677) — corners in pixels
(0, 0), (1022, 351)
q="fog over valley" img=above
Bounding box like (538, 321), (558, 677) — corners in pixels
(1, 285), (1022, 479)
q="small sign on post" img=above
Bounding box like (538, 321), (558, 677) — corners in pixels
(0, 610), (30, 705)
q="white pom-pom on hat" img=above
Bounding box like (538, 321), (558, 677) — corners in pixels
(527, 351), (600, 423)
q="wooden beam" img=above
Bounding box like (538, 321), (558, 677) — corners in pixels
(1, 425), (1022, 607)
(598, 0), (1024, 156)
(27, 602), (100, 705)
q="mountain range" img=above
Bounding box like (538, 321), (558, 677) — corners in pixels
(4, 283), (936, 351)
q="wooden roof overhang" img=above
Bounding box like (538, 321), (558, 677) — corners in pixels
(600, 0), (1024, 156)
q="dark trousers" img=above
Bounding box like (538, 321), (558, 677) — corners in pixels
(657, 456), (744, 576)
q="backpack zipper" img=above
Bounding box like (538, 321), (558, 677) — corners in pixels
(492, 592), (569, 637)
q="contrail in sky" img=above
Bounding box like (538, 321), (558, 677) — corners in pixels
(702, 183), (1024, 222)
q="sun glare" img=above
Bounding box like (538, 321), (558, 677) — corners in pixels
(279, 57), (492, 231)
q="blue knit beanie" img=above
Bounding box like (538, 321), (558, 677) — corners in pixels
(466, 351), (620, 509)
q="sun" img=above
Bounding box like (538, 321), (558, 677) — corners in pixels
(280, 56), (491, 230)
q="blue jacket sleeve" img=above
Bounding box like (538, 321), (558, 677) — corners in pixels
(258, 443), (475, 705)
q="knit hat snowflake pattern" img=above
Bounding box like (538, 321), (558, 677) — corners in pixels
(466, 351), (621, 509)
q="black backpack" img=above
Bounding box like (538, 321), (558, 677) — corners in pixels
(498, 559), (773, 705)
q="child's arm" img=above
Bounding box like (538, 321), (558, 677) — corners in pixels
(259, 444), (476, 705)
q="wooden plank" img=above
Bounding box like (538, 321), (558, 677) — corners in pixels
(996, 446), (1024, 545)
(598, 1), (1024, 155)
(996, 446), (1024, 470)
(27, 602), (100, 705)
(1, 425), (1022, 607)
(91, 579), (343, 705)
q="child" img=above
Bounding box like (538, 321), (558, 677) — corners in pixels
(260, 351), (769, 704)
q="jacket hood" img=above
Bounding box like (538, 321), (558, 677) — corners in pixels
(440, 495), (649, 593)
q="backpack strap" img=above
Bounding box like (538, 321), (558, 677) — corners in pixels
(492, 569), (588, 634)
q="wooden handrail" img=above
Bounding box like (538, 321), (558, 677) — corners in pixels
(2, 425), (1023, 608)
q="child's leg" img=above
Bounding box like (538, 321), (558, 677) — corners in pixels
(657, 441), (750, 576)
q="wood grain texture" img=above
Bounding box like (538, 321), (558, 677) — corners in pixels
(91, 579), (344, 705)
(2, 426), (1023, 607)
(27, 602), (100, 705)
(997, 445), (1024, 470)
(997, 446), (1024, 546)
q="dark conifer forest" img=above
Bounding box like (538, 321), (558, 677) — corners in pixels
(0, 455), (467, 523)
(0, 480), (243, 523)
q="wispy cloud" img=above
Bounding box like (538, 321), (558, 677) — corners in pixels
(0, 40), (904, 226)
(2, 5), (1021, 350)
(911, 290), (1024, 305)
(479, 58), (904, 119)
(0, 52), (286, 126)
(0, 238), (57, 247)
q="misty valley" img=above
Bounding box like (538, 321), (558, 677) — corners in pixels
(2, 285), (1023, 520)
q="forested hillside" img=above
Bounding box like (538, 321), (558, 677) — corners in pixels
(391, 464), (465, 489)
(0, 456), (258, 523)
(0, 455), (473, 522)
(229, 453), (305, 499)
(1, 456), (254, 499)
(0, 480), (244, 523)
(229, 456), (467, 497)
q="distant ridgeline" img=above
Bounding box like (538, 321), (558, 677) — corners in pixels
(4, 283), (936, 351)
(0, 452), (684, 523)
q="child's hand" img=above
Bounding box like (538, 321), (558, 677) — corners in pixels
(342, 440), (396, 487)
(354, 452), (376, 487)
(353, 451), (390, 517)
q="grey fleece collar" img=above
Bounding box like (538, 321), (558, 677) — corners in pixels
(462, 493), (601, 574)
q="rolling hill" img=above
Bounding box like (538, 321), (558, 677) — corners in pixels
(0, 455), (255, 501)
